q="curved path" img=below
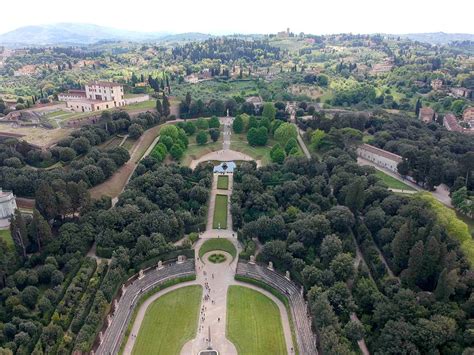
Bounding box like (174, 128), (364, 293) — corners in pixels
(95, 260), (196, 355)
(122, 280), (200, 355)
(189, 149), (260, 169)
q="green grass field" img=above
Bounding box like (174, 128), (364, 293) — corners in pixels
(227, 286), (287, 355)
(132, 286), (202, 355)
(217, 175), (229, 190)
(230, 133), (303, 165)
(375, 170), (415, 191)
(213, 194), (228, 229)
(199, 238), (237, 260)
(0, 229), (13, 249)
(181, 141), (222, 166)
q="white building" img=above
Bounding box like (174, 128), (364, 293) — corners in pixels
(0, 189), (17, 219)
(58, 81), (126, 113)
(356, 144), (402, 173)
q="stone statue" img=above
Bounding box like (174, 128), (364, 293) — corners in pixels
(99, 331), (104, 344)
(177, 255), (184, 264)
(157, 260), (164, 270)
(267, 261), (274, 271)
(249, 255), (256, 264)
(285, 271), (291, 280)
(138, 269), (144, 280)
(121, 284), (126, 295)
(114, 299), (118, 310)
(107, 314), (112, 326)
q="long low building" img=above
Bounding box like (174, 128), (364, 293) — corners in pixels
(0, 188), (17, 219)
(356, 143), (402, 173)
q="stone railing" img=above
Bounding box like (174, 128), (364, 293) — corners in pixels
(236, 261), (318, 355)
(94, 258), (195, 355)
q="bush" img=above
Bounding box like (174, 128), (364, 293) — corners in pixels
(196, 131), (208, 145)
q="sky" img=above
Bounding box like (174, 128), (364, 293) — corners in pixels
(0, 0), (473, 35)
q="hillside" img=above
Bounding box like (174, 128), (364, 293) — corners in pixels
(398, 32), (474, 45)
(0, 23), (171, 45)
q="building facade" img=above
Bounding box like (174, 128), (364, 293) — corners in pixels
(0, 189), (17, 219)
(357, 144), (402, 173)
(58, 81), (125, 112)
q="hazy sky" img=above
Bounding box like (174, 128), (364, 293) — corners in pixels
(1, 0), (473, 35)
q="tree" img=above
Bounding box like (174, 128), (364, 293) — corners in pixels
(156, 99), (163, 115)
(162, 95), (170, 117)
(344, 177), (366, 214)
(160, 125), (179, 139)
(71, 137), (91, 155)
(29, 209), (52, 252)
(274, 123), (297, 146)
(128, 123), (144, 139)
(208, 116), (220, 128)
(434, 268), (458, 301)
(185, 92), (192, 108)
(262, 103), (276, 121)
(233, 115), (244, 133)
(170, 144), (184, 160)
(35, 182), (57, 222)
(284, 137), (298, 154)
(270, 144), (286, 164)
(196, 118), (209, 130)
(183, 121), (196, 135)
(196, 131), (208, 145)
(344, 319), (365, 343)
(209, 128), (220, 142)
(247, 127), (268, 146)
(330, 253), (354, 281)
(10, 210), (29, 258)
(415, 98), (422, 116)
(311, 129), (327, 150)
(59, 147), (76, 162)
(320, 234), (343, 266)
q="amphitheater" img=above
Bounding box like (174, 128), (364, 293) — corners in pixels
(94, 116), (318, 355)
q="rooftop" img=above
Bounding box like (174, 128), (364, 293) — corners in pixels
(213, 161), (236, 173)
(87, 81), (123, 88)
(358, 144), (402, 163)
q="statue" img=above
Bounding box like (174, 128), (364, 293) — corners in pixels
(99, 331), (104, 344)
(177, 255), (184, 264)
(285, 271), (291, 280)
(249, 255), (256, 264)
(138, 269), (144, 280)
(121, 284), (126, 295)
(114, 299), (118, 310)
(267, 261), (274, 271)
(157, 260), (164, 270)
(107, 314), (112, 326)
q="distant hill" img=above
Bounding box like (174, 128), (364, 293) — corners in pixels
(0, 23), (212, 46)
(396, 32), (474, 45)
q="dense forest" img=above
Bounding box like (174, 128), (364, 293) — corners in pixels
(232, 151), (473, 353)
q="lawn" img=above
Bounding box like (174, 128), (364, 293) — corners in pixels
(198, 238), (236, 260)
(181, 141), (222, 166)
(0, 229), (13, 249)
(132, 286), (202, 355)
(375, 170), (415, 191)
(213, 194), (228, 229)
(217, 175), (229, 190)
(230, 133), (303, 165)
(227, 286), (287, 355)
(124, 100), (156, 110)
